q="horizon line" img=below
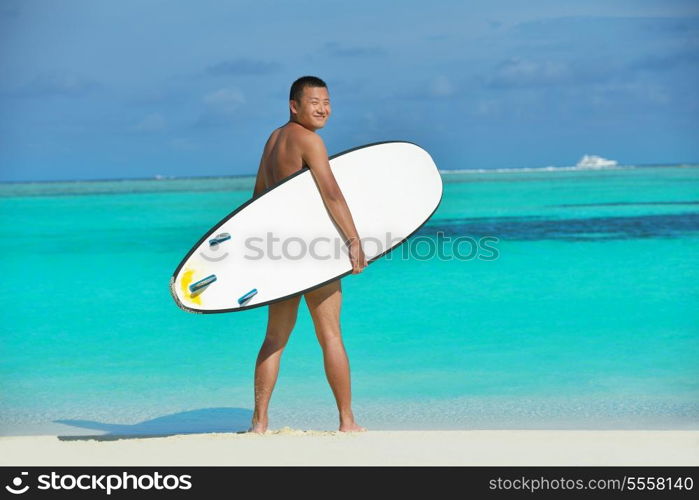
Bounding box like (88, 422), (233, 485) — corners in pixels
(1, 161), (698, 184)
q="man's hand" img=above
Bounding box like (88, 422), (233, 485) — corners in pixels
(347, 238), (368, 274)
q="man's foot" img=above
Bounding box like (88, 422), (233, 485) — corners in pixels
(339, 421), (367, 432)
(248, 416), (268, 434)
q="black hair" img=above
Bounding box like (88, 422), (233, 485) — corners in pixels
(289, 76), (327, 102)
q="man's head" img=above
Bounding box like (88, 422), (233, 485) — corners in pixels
(289, 76), (331, 131)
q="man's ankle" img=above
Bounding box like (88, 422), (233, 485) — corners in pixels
(339, 410), (355, 421)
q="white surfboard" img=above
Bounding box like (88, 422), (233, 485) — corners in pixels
(170, 141), (443, 313)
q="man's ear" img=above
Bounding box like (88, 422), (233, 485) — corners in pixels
(289, 99), (297, 115)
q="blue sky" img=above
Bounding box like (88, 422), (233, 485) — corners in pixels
(1, 0), (698, 181)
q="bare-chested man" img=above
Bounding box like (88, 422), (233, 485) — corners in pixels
(248, 76), (367, 433)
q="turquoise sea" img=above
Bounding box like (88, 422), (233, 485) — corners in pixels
(1, 164), (698, 436)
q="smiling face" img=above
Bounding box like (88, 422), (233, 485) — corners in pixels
(290, 85), (331, 131)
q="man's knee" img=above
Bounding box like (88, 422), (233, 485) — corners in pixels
(262, 335), (289, 352)
(315, 328), (343, 349)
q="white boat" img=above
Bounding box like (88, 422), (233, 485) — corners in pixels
(575, 155), (618, 169)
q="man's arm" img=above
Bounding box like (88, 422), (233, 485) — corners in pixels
(301, 134), (367, 273)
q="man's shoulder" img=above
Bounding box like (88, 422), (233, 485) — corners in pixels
(278, 122), (318, 141)
(269, 123), (325, 157)
(266, 126), (282, 143)
(291, 127), (324, 150)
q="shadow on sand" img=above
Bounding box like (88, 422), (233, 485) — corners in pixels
(54, 407), (253, 441)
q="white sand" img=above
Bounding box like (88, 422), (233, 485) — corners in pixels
(1, 429), (698, 466)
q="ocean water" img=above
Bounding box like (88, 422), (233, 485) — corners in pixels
(1, 165), (698, 436)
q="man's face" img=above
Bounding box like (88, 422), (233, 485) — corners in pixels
(290, 86), (331, 130)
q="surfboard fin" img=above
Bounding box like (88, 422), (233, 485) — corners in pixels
(189, 274), (217, 293)
(238, 288), (258, 305)
(208, 233), (231, 246)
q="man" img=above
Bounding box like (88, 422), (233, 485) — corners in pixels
(248, 76), (367, 433)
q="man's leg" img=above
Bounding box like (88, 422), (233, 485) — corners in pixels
(304, 280), (366, 432)
(250, 294), (302, 433)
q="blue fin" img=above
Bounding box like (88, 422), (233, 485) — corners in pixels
(237, 288), (258, 305)
(189, 274), (217, 293)
(209, 233), (231, 246)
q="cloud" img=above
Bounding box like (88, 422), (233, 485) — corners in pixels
(634, 16), (699, 36)
(12, 71), (100, 98)
(323, 42), (385, 57)
(429, 76), (456, 97)
(194, 87), (245, 128)
(193, 112), (237, 129)
(203, 88), (245, 112)
(485, 57), (573, 88)
(480, 16), (699, 92)
(170, 138), (198, 151)
(124, 89), (179, 107)
(396, 76), (459, 101)
(133, 113), (166, 132)
(589, 81), (671, 108)
(471, 99), (501, 117)
(486, 19), (503, 30)
(506, 15), (699, 56)
(629, 51), (699, 73)
(206, 58), (281, 76)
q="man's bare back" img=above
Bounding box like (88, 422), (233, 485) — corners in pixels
(256, 123), (311, 189)
(248, 77), (367, 434)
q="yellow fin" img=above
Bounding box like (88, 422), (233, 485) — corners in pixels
(180, 269), (203, 305)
